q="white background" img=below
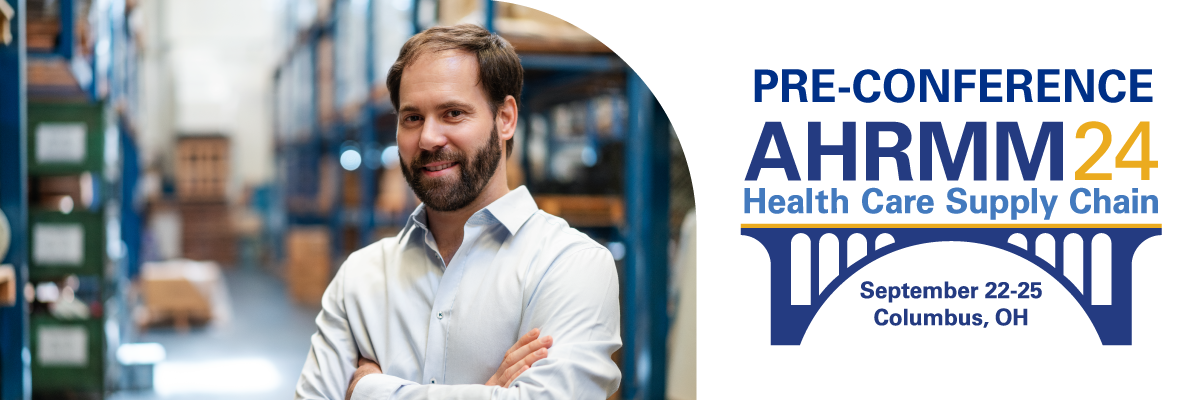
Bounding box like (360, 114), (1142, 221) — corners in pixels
(509, 1), (1199, 397)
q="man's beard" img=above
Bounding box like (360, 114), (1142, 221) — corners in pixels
(399, 124), (502, 212)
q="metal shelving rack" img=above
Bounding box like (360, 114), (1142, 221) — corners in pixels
(0, 0), (142, 397)
(273, 0), (415, 264)
(272, 2), (671, 399)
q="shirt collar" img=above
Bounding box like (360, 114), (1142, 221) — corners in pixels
(484, 186), (539, 235)
(407, 185), (539, 236)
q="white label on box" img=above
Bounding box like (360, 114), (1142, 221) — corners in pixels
(37, 325), (88, 367)
(33, 224), (85, 266)
(35, 123), (88, 164)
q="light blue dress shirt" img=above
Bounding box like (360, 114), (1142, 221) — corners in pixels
(294, 186), (622, 399)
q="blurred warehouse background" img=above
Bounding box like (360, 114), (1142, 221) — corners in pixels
(0, 0), (695, 399)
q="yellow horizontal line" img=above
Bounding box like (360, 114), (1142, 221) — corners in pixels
(741, 223), (1162, 229)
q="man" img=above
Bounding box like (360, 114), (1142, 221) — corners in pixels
(294, 24), (622, 400)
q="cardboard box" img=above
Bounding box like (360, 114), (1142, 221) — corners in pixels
(0, 264), (14, 306)
(317, 37), (336, 127)
(375, 167), (410, 213)
(176, 136), (230, 202)
(287, 227), (332, 304)
(534, 195), (625, 227)
(26, 17), (60, 52)
(180, 203), (236, 266)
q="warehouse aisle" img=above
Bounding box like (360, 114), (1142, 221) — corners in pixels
(112, 268), (320, 400)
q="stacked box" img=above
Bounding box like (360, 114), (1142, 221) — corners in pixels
(33, 175), (86, 211)
(375, 167), (409, 213)
(492, 3), (610, 53)
(176, 136), (230, 202)
(180, 203), (236, 266)
(534, 195), (625, 228)
(317, 37), (336, 127)
(28, 58), (88, 99)
(287, 227), (331, 304)
(176, 137), (237, 265)
(342, 168), (361, 206)
(26, 17), (60, 51)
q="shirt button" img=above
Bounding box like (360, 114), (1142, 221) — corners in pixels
(431, 379), (436, 384)
(437, 312), (443, 319)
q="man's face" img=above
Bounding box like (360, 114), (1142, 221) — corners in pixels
(395, 50), (503, 212)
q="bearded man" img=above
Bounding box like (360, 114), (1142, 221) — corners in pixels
(294, 24), (622, 400)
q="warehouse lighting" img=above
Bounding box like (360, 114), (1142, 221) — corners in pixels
(116, 343), (166, 365)
(155, 358), (282, 395)
(381, 145), (401, 168)
(582, 145), (597, 167)
(340, 148), (362, 171)
(607, 241), (626, 261)
(58, 196), (73, 214)
(34, 282), (58, 303)
(80, 172), (93, 208)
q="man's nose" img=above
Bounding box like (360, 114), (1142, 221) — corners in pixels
(418, 118), (449, 152)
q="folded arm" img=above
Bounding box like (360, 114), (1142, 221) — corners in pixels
(300, 247), (623, 400)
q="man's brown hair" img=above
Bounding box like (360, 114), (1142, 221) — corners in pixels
(386, 24), (523, 156)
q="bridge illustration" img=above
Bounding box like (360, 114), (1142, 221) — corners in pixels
(740, 224), (1162, 345)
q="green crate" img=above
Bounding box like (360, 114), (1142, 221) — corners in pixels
(30, 316), (105, 392)
(27, 102), (105, 175)
(28, 211), (104, 281)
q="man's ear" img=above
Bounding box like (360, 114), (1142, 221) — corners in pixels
(496, 95), (518, 142)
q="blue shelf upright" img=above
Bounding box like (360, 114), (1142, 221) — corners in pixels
(621, 71), (670, 400)
(358, 0), (379, 249)
(1, 1), (31, 399)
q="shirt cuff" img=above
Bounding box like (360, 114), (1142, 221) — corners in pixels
(350, 374), (419, 400)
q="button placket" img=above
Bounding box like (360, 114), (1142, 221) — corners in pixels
(422, 214), (493, 388)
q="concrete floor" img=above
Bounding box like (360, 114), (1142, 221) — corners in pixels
(112, 267), (320, 400)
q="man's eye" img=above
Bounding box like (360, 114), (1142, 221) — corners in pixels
(448, 110), (463, 118)
(404, 115), (422, 123)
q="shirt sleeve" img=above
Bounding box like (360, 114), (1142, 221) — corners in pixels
(294, 264), (367, 400)
(352, 246), (623, 400)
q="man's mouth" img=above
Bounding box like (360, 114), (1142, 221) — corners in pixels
(422, 161), (459, 173)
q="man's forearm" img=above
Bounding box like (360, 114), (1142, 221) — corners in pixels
(349, 345), (619, 400)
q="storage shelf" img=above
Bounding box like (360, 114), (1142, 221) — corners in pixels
(4, 0), (145, 397)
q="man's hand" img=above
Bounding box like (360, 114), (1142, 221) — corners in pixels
(343, 329), (550, 398)
(485, 328), (553, 388)
(345, 356), (382, 400)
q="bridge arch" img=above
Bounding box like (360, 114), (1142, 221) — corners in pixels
(803, 241), (1101, 345)
(740, 224), (1161, 345)
(814, 238), (1088, 315)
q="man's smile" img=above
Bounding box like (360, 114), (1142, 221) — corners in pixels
(421, 161), (460, 176)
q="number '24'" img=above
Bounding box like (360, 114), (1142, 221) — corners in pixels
(1075, 121), (1157, 180)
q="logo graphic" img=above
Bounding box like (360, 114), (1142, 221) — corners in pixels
(741, 224), (1161, 345)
